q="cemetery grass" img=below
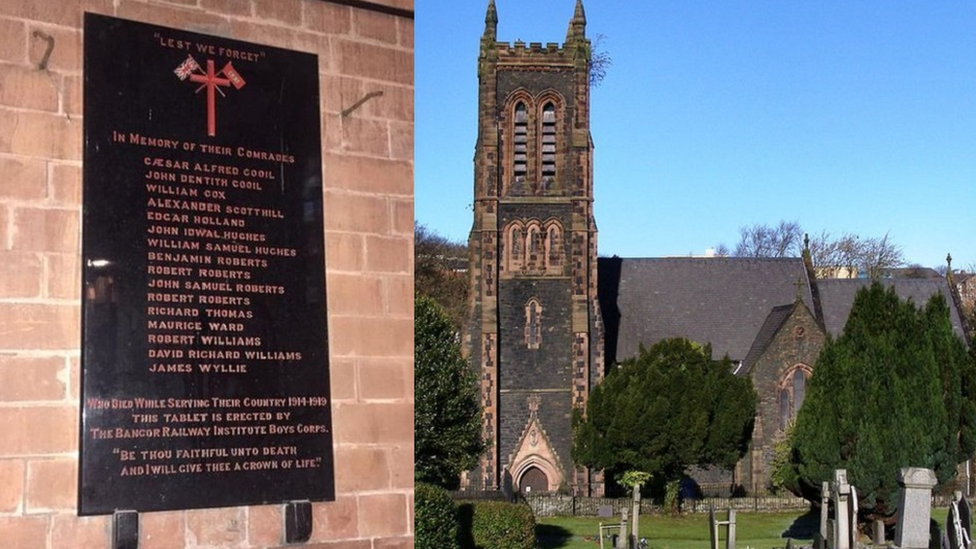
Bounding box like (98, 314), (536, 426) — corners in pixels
(538, 508), (953, 549)
(536, 511), (816, 549)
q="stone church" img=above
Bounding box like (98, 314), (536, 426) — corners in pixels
(464, 0), (969, 497)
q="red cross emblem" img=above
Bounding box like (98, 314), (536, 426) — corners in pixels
(174, 55), (246, 137)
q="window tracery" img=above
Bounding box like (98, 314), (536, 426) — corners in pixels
(507, 223), (525, 272)
(778, 364), (811, 431)
(544, 222), (562, 272)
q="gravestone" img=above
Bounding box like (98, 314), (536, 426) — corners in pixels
(894, 467), (938, 549)
(960, 492), (973, 545)
(618, 508), (629, 549)
(831, 469), (854, 549)
(948, 492), (972, 549)
(818, 481), (831, 549)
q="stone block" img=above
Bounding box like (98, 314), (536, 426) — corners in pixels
(358, 357), (409, 401)
(254, 0), (302, 26)
(304, 2), (351, 36)
(365, 234), (409, 273)
(0, 251), (43, 297)
(0, 355), (65, 401)
(357, 493), (409, 538)
(138, 511), (184, 549)
(352, 9), (397, 44)
(0, 459), (25, 512)
(26, 458), (77, 511)
(341, 116), (390, 157)
(12, 207), (79, 253)
(0, 18), (27, 64)
(0, 303), (79, 350)
(0, 109), (81, 160)
(0, 406), (77, 455)
(0, 63), (59, 111)
(309, 496), (359, 541)
(0, 515), (49, 548)
(335, 446), (391, 492)
(50, 514), (110, 549)
(185, 506), (247, 546)
(333, 402), (413, 445)
(323, 191), (390, 234)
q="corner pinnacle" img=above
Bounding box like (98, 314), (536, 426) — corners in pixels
(566, 0), (586, 41)
(484, 0), (498, 41)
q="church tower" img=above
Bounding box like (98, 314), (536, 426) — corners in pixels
(465, 0), (604, 496)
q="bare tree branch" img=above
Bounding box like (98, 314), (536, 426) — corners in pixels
(589, 34), (612, 88)
(733, 221), (803, 258)
(725, 222), (905, 278)
(415, 222), (468, 329)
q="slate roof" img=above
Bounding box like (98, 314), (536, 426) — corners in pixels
(598, 257), (814, 365)
(740, 303), (796, 373)
(818, 278), (967, 339)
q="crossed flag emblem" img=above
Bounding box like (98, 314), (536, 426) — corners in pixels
(174, 55), (246, 137)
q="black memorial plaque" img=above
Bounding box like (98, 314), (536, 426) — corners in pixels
(80, 13), (333, 515)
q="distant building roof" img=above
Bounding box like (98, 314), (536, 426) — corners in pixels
(884, 266), (942, 279)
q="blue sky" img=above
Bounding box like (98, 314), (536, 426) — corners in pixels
(416, 1), (976, 270)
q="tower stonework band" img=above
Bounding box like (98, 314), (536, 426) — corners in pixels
(465, 0), (605, 497)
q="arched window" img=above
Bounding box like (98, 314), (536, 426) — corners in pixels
(505, 223), (525, 273)
(792, 369), (806, 412)
(545, 223), (562, 270)
(526, 225), (542, 267)
(778, 364), (811, 431)
(513, 103), (528, 186)
(539, 102), (556, 192)
(779, 390), (791, 431)
(525, 299), (542, 349)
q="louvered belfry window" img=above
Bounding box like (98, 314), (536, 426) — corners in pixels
(513, 103), (528, 184)
(540, 103), (556, 189)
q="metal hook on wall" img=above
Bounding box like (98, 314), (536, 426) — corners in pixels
(31, 29), (55, 70)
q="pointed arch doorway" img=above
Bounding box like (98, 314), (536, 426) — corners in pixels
(519, 466), (549, 494)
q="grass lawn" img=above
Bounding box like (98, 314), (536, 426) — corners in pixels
(538, 508), (954, 549)
(537, 510), (817, 549)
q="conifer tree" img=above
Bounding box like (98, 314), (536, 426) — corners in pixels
(572, 338), (756, 495)
(415, 296), (484, 488)
(789, 282), (975, 521)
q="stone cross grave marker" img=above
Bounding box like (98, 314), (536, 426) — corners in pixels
(830, 469), (857, 549)
(817, 481), (830, 549)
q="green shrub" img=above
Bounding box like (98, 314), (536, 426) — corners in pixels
(458, 500), (536, 549)
(415, 483), (458, 549)
(415, 296), (484, 488)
